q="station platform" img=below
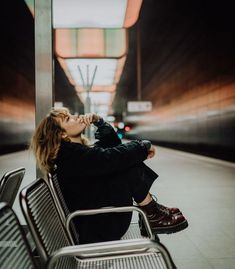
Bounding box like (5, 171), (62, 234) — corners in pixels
(0, 145), (235, 269)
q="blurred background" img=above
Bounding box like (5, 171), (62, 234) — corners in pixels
(0, 0), (235, 161)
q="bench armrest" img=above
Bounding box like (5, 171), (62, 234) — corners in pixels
(47, 238), (175, 269)
(66, 206), (153, 239)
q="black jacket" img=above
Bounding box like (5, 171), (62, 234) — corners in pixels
(56, 120), (158, 243)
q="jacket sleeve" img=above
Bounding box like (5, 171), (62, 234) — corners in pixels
(67, 140), (149, 177)
(93, 118), (122, 148)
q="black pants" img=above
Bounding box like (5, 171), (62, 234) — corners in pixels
(76, 163), (158, 244)
(126, 163), (158, 203)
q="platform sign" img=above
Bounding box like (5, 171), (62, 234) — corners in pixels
(127, 101), (152, 112)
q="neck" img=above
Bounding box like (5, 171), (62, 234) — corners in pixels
(69, 135), (83, 144)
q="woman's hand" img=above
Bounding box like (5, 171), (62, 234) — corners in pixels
(78, 113), (100, 125)
(147, 145), (156, 159)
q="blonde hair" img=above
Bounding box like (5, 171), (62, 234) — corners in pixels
(31, 107), (89, 174)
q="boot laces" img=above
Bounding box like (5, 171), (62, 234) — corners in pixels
(151, 194), (171, 215)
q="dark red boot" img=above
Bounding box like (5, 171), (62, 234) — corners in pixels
(139, 199), (188, 235)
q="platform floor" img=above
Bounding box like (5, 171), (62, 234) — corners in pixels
(0, 146), (235, 269)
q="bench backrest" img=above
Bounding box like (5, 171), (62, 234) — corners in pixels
(20, 178), (77, 268)
(47, 172), (79, 244)
(0, 167), (25, 207)
(0, 202), (37, 269)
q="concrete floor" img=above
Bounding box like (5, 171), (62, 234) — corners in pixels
(0, 146), (235, 269)
(146, 147), (235, 269)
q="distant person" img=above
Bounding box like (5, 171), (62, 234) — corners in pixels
(31, 107), (188, 244)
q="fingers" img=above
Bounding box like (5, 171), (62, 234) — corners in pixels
(147, 151), (154, 159)
(151, 145), (156, 155)
(78, 113), (99, 125)
(78, 114), (92, 125)
(147, 145), (156, 159)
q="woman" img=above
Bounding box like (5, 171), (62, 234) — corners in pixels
(31, 107), (188, 244)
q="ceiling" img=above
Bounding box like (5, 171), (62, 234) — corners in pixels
(1, 0), (235, 117)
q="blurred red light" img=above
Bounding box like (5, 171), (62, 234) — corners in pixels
(124, 126), (131, 132)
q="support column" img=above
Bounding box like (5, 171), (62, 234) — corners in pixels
(35, 0), (54, 126)
(136, 22), (142, 101)
(34, 0), (53, 176)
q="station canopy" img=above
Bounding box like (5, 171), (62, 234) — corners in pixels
(53, 0), (142, 28)
(24, 0), (142, 29)
(24, 0), (143, 115)
(55, 29), (127, 58)
(58, 57), (126, 87)
(78, 92), (115, 106)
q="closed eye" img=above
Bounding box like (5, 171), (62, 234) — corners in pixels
(65, 115), (70, 122)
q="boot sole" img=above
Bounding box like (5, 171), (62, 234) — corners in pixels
(140, 220), (188, 236)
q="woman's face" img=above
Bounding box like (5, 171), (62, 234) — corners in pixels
(58, 113), (86, 138)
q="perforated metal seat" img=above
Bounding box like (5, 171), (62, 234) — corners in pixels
(20, 178), (176, 269)
(0, 167), (25, 207)
(0, 203), (37, 269)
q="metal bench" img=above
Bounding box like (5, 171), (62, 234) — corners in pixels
(0, 167), (25, 207)
(20, 178), (176, 269)
(0, 202), (38, 269)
